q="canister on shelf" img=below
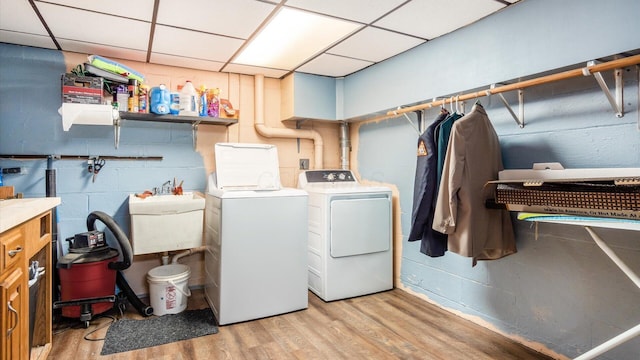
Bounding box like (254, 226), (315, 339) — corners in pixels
(113, 85), (128, 112)
(170, 92), (180, 115)
(139, 85), (149, 113)
(128, 79), (139, 112)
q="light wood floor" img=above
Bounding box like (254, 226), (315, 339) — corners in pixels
(48, 288), (554, 360)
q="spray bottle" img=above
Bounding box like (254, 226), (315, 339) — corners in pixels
(198, 85), (208, 117)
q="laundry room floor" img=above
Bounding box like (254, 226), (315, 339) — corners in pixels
(48, 288), (555, 359)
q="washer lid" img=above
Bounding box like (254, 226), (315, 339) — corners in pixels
(214, 143), (281, 190)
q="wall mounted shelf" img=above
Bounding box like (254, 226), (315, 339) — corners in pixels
(367, 54), (640, 129)
(59, 103), (238, 149)
(117, 112), (238, 149)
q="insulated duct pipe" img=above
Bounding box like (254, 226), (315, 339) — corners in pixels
(254, 74), (324, 169)
(339, 122), (350, 170)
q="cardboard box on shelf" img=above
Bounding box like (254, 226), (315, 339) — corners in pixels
(62, 73), (104, 104)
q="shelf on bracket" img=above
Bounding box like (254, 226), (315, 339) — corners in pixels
(61, 104), (239, 149)
(116, 112), (238, 149)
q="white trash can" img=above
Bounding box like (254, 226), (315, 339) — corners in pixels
(147, 264), (191, 316)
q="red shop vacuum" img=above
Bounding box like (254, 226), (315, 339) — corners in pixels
(53, 211), (152, 327)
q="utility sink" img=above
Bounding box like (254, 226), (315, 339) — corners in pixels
(128, 192), (205, 255)
(128, 192), (205, 214)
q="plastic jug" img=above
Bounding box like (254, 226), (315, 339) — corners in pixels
(149, 84), (171, 115)
(179, 81), (198, 116)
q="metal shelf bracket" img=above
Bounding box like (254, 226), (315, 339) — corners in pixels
(492, 84), (525, 128)
(114, 113), (121, 149)
(583, 60), (624, 118)
(192, 119), (202, 150)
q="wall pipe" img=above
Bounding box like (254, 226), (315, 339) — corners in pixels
(339, 122), (350, 170)
(254, 74), (324, 169)
(172, 246), (207, 264)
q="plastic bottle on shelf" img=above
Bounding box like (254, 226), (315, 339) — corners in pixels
(179, 80), (198, 116)
(138, 85), (149, 113)
(198, 85), (208, 117)
(149, 84), (171, 115)
(207, 88), (220, 117)
(128, 79), (139, 112)
(169, 92), (180, 115)
(114, 85), (128, 112)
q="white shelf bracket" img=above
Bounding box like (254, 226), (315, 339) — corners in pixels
(492, 84), (525, 128)
(583, 60), (624, 118)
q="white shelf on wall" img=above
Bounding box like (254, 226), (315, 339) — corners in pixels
(58, 103), (238, 149)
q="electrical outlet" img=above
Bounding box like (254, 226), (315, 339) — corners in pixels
(299, 159), (309, 170)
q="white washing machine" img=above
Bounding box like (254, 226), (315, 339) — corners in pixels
(299, 170), (393, 301)
(204, 143), (308, 325)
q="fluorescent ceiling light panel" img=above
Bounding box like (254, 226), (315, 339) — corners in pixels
(234, 7), (361, 70)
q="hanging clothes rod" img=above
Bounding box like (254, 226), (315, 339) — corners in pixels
(385, 54), (640, 117)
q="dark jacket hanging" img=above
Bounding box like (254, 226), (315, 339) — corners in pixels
(432, 104), (516, 264)
(435, 112), (462, 189)
(408, 110), (449, 257)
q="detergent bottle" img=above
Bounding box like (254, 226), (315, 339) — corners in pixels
(198, 85), (208, 117)
(149, 84), (171, 115)
(179, 80), (198, 116)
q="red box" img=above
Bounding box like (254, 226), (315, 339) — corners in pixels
(62, 73), (104, 104)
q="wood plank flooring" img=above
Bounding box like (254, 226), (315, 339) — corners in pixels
(47, 289), (555, 360)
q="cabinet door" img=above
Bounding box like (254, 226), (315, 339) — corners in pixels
(1, 268), (25, 360)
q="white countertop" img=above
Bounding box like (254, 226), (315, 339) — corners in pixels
(0, 197), (61, 233)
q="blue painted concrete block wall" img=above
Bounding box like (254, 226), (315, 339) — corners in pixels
(0, 44), (206, 248)
(346, 0), (640, 358)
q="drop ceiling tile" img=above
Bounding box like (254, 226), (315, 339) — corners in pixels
(374, 0), (505, 39)
(150, 53), (225, 73)
(1, 0), (49, 36)
(35, 0), (155, 21)
(152, 25), (244, 62)
(297, 53), (373, 78)
(156, 0), (275, 39)
(37, 3), (150, 50)
(0, 31), (56, 49)
(223, 63), (289, 79)
(329, 27), (424, 62)
(284, 0), (407, 24)
(58, 39), (147, 62)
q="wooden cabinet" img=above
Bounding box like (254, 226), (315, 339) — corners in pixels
(0, 210), (53, 360)
(1, 267), (25, 360)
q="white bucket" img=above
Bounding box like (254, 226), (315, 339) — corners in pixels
(147, 264), (191, 316)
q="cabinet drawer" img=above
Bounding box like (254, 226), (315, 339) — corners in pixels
(0, 225), (25, 273)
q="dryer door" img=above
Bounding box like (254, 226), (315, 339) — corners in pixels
(330, 196), (391, 257)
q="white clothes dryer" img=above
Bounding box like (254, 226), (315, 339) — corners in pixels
(299, 170), (393, 301)
(205, 143), (308, 325)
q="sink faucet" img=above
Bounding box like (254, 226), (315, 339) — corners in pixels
(153, 180), (174, 195)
